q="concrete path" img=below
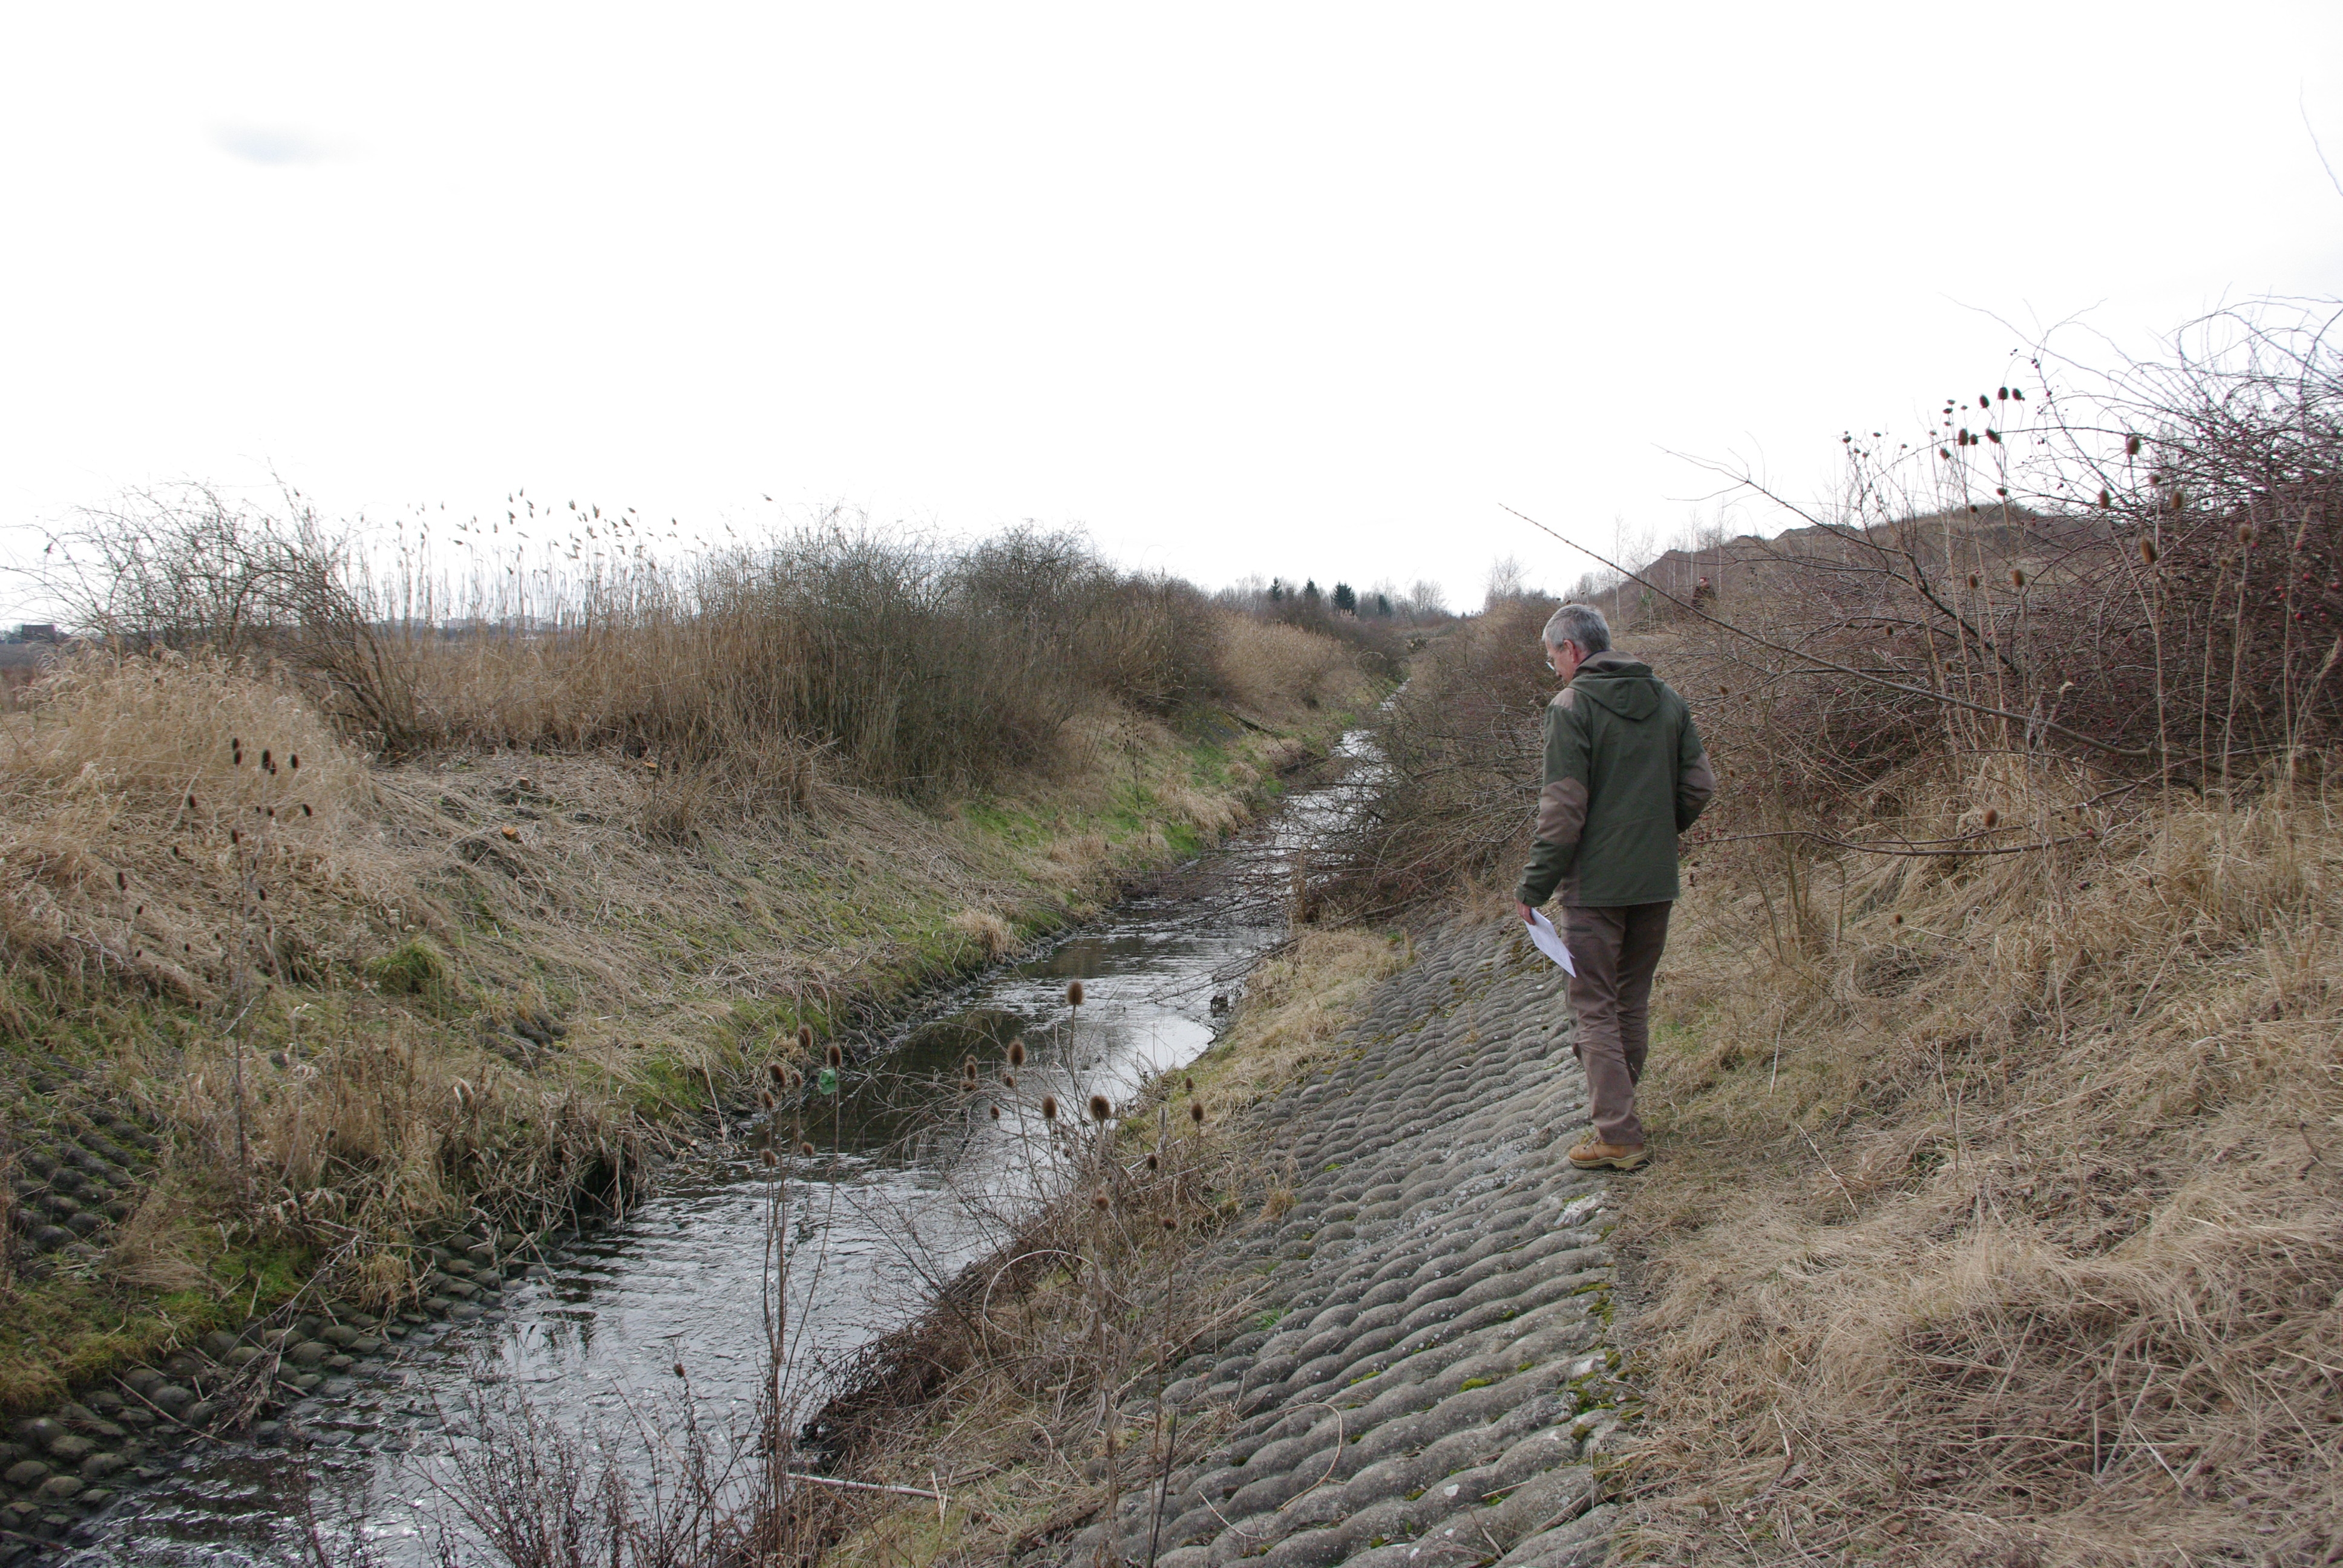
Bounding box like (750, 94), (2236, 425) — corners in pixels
(1046, 918), (1635, 1568)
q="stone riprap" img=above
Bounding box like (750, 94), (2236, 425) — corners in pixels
(1045, 918), (1636, 1568)
(0, 1230), (542, 1561)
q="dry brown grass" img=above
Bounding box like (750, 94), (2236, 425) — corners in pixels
(0, 650), (404, 1005)
(1215, 615), (1367, 720)
(946, 907), (1015, 961)
(1610, 754), (2343, 1564)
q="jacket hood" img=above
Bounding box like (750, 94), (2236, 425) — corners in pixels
(1569, 655), (1661, 720)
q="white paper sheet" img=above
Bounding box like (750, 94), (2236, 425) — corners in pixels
(1522, 909), (1576, 976)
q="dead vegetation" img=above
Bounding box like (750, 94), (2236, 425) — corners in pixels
(42, 508), (1321, 789)
(1329, 303), (2343, 1563)
(0, 511), (1377, 1419)
(1624, 768), (2342, 1564)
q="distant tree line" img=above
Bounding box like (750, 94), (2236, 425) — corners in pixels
(1221, 574), (1447, 625)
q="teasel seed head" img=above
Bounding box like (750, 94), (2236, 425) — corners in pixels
(116, 871), (126, 890)
(1189, 1101), (1205, 1125)
(1967, 573), (1980, 590)
(673, 1361), (686, 1379)
(231, 828), (243, 844)
(1161, 1215), (1177, 1233)
(1041, 1094), (1058, 1121)
(768, 1060), (787, 1085)
(761, 1147), (777, 1167)
(289, 754), (299, 771)
(187, 793), (198, 810)
(1892, 912), (1903, 926)
(1066, 979), (1084, 1006)
(989, 1103), (1000, 1119)
(1092, 1191), (1110, 1212)
(2010, 569), (2026, 589)
(798, 1024), (813, 1051)
(2139, 536), (2158, 565)
(301, 802), (312, 815)
(800, 1139), (815, 1157)
(2238, 522), (2255, 546)
(1979, 394), (1990, 409)
(2125, 434), (2143, 457)
(760, 1089), (775, 1109)
(1001, 1070), (1016, 1089)
(1008, 1037), (1025, 1067)
(1983, 808), (2000, 829)
(2099, 489), (2113, 509)
(826, 1042), (842, 1068)
(1145, 1151), (1159, 1171)
(261, 749), (273, 771)
(1089, 1093), (1111, 1124)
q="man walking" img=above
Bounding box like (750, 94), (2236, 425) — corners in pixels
(1514, 604), (1714, 1171)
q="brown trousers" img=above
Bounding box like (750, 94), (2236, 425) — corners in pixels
(1562, 901), (1673, 1148)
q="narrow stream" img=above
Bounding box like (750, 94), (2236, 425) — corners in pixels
(73, 725), (1378, 1566)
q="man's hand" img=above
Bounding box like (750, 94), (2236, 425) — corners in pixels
(1515, 900), (1536, 924)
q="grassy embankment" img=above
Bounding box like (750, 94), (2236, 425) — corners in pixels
(1329, 315), (2343, 1563)
(0, 519), (1395, 1422)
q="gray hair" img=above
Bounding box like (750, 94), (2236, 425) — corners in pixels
(1541, 603), (1611, 655)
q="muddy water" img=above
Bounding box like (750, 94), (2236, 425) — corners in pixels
(73, 728), (1378, 1567)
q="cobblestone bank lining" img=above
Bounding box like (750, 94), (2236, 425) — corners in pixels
(1046, 919), (1634, 1568)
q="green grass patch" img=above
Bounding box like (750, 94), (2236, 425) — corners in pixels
(364, 938), (450, 996)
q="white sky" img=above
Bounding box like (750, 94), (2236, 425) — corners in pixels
(4, 2), (2341, 617)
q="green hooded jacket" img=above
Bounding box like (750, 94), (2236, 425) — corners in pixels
(1515, 652), (1715, 909)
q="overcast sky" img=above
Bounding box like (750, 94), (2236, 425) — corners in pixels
(4, 3), (2339, 616)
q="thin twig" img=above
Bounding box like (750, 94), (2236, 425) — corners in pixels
(783, 1471), (949, 1501)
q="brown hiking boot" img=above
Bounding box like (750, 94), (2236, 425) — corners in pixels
(1567, 1138), (1648, 1171)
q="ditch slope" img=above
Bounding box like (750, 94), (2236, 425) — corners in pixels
(1043, 918), (1633, 1568)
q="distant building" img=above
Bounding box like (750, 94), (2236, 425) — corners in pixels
(10, 624), (58, 644)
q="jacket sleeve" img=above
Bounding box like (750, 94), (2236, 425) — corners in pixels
(1515, 693), (1590, 908)
(1676, 709), (1715, 833)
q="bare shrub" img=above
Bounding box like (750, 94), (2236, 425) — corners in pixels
(1630, 303), (2343, 802)
(1325, 596), (1554, 912)
(34, 508), (1305, 799)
